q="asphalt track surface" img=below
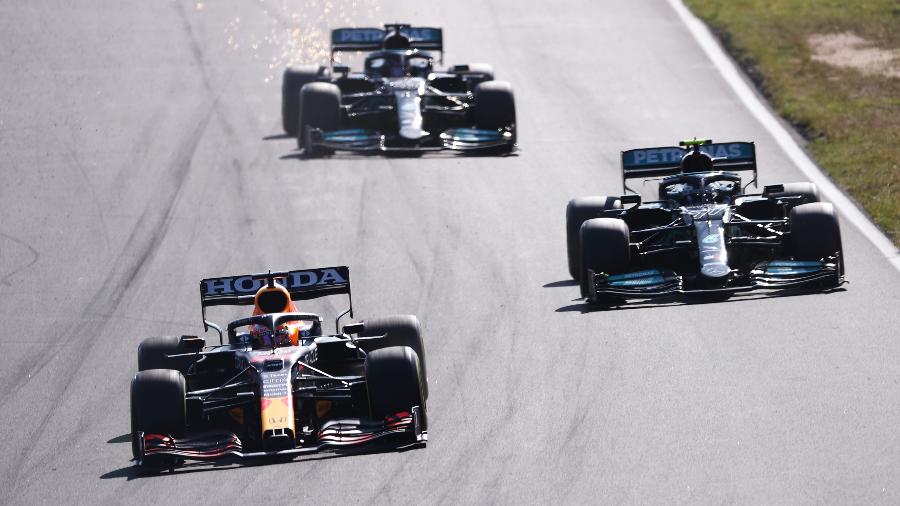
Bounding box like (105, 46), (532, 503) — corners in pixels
(1, 0), (899, 503)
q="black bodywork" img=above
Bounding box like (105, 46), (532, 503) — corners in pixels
(583, 141), (844, 302)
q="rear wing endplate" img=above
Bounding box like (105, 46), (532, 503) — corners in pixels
(621, 141), (757, 193)
(331, 24), (443, 62)
(199, 266), (353, 339)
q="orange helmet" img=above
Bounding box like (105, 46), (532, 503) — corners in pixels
(250, 283), (313, 347)
(252, 282), (296, 316)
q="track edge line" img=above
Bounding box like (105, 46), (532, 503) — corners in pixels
(666, 0), (900, 273)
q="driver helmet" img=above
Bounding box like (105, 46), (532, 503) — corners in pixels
(253, 282), (295, 314)
(366, 52), (405, 78)
(249, 282), (310, 347)
(680, 150), (714, 172)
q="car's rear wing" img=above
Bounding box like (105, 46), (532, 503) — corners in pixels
(621, 141), (757, 193)
(331, 24), (443, 62)
(199, 266), (353, 340)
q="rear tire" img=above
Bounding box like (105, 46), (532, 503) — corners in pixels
(566, 196), (622, 280)
(359, 315), (427, 400)
(790, 202), (843, 262)
(579, 218), (631, 299)
(366, 347), (424, 421)
(137, 336), (201, 373)
(473, 81), (516, 149)
(298, 82), (341, 155)
(765, 182), (820, 205)
(131, 369), (186, 462)
(282, 65), (328, 136)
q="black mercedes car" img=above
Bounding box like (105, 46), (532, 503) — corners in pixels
(566, 139), (845, 304)
(281, 24), (515, 156)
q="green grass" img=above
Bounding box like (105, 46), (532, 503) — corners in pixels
(683, 0), (900, 245)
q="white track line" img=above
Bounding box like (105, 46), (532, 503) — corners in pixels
(667, 0), (900, 272)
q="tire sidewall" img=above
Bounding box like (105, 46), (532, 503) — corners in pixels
(131, 369), (187, 460)
(579, 218), (631, 298)
(365, 346), (424, 421)
(282, 65), (327, 136)
(298, 82), (341, 153)
(566, 196), (622, 280)
(359, 315), (427, 399)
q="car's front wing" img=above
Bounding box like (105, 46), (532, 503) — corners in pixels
(586, 256), (844, 302)
(135, 407), (426, 466)
(304, 127), (515, 154)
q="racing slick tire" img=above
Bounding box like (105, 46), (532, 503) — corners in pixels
(366, 346), (425, 422)
(282, 65), (329, 136)
(566, 196), (622, 280)
(138, 336), (202, 373)
(474, 81), (516, 149)
(789, 202), (844, 279)
(298, 82), (341, 155)
(359, 315), (427, 400)
(765, 182), (820, 205)
(130, 369), (187, 463)
(579, 218), (631, 299)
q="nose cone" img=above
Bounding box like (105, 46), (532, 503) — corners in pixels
(397, 97), (428, 139)
(701, 263), (730, 278)
(393, 80), (428, 140)
(399, 126), (428, 139)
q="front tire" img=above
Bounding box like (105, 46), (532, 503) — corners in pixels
(359, 315), (427, 400)
(131, 369), (186, 462)
(282, 65), (328, 136)
(579, 218), (631, 299)
(298, 82), (341, 155)
(790, 202), (843, 264)
(366, 347), (425, 422)
(473, 81), (516, 150)
(566, 196), (622, 280)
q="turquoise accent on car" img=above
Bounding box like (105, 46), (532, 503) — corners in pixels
(767, 260), (823, 267)
(606, 269), (667, 287)
(442, 128), (502, 142)
(321, 129), (380, 142)
(764, 260), (824, 276)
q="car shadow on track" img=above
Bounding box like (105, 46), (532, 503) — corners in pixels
(552, 283), (848, 313)
(262, 134), (293, 141)
(99, 439), (420, 481)
(542, 279), (578, 288)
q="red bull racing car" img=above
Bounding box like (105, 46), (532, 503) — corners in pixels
(130, 266), (427, 469)
(566, 139), (845, 304)
(281, 23), (516, 156)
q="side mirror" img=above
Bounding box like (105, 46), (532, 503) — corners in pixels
(179, 335), (205, 351)
(332, 64), (350, 75)
(620, 194), (641, 206)
(342, 322), (365, 335)
(763, 184), (784, 195)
